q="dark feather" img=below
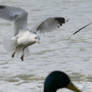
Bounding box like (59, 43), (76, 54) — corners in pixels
(55, 17), (65, 25)
(0, 5), (6, 9)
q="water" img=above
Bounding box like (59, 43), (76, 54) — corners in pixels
(0, 0), (92, 91)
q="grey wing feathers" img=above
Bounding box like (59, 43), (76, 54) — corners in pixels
(14, 9), (28, 35)
(0, 5), (28, 35)
(36, 17), (65, 33)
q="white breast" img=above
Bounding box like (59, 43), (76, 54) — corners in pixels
(17, 31), (36, 45)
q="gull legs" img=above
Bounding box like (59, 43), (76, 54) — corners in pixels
(12, 51), (15, 58)
(11, 46), (25, 61)
(11, 46), (17, 58)
(20, 51), (24, 61)
(20, 47), (25, 61)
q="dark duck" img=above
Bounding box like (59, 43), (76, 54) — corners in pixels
(44, 71), (81, 92)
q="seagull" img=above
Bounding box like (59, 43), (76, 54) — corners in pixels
(44, 71), (81, 92)
(0, 5), (66, 61)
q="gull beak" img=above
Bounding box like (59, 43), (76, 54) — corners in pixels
(35, 35), (40, 44)
(37, 40), (40, 44)
(36, 37), (40, 44)
(37, 35), (40, 44)
(66, 82), (81, 92)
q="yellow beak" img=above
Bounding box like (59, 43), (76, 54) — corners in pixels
(36, 40), (40, 44)
(67, 82), (81, 92)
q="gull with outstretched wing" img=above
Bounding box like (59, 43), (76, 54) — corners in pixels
(0, 5), (66, 61)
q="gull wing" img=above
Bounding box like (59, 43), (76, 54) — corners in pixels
(0, 5), (28, 35)
(35, 17), (65, 33)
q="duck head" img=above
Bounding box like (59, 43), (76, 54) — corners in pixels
(44, 71), (81, 92)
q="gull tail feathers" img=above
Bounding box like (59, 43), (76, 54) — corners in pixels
(2, 30), (17, 53)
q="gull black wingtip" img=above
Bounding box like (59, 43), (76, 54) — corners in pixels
(0, 5), (6, 9)
(55, 17), (66, 25)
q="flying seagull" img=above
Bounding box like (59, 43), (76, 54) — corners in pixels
(0, 5), (66, 61)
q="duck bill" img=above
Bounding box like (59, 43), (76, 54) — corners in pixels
(66, 82), (81, 92)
